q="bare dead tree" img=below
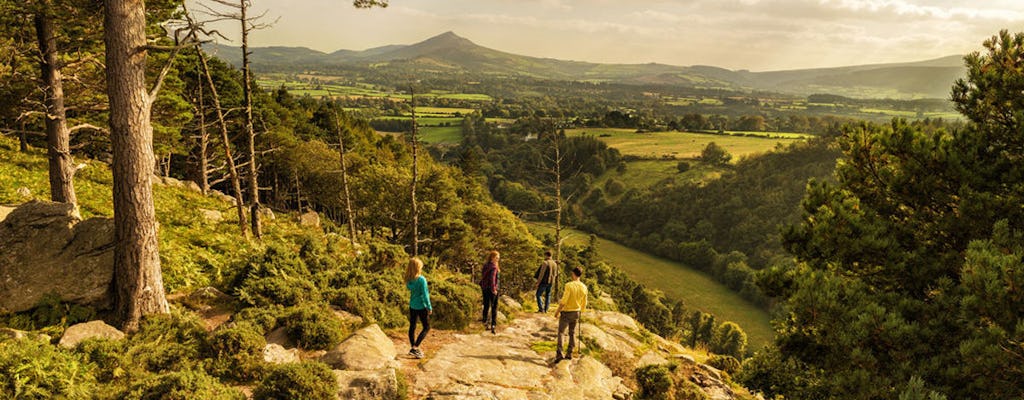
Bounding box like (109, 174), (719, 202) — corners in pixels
(183, 2), (248, 236)
(409, 85), (420, 257)
(325, 90), (358, 243)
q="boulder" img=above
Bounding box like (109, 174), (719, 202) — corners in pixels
(198, 209), (223, 223)
(0, 205), (15, 223)
(635, 351), (669, 368)
(331, 308), (364, 327)
(334, 368), (401, 400)
(59, 320), (124, 348)
(0, 327), (49, 343)
(185, 180), (202, 193)
(580, 323), (636, 356)
(299, 211), (320, 228)
(258, 207), (276, 221)
(320, 324), (396, 371)
(499, 295), (522, 312)
(0, 201), (114, 313)
(15, 187), (31, 198)
(262, 343), (299, 364)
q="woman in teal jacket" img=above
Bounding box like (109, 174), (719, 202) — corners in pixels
(405, 258), (432, 358)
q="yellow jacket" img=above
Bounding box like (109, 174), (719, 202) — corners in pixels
(556, 280), (588, 313)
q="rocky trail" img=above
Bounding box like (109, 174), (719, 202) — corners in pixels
(389, 311), (633, 399)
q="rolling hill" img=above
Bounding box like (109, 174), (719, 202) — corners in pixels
(206, 31), (965, 99)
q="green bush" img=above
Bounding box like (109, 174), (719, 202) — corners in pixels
(0, 338), (96, 399)
(636, 364), (675, 400)
(206, 325), (267, 381)
(326, 269), (406, 328)
(282, 305), (345, 350)
(253, 362), (338, 400)
(706, 354), (741, 375)
(232, 245), (323, 307)
(128, 312), (209, 373)
(428, 276), (480, 330)
(75, 338), (126, 383)
(123, 369), (244, 400)
(231, 305), (284, 335)
(676, 379), (709, 400)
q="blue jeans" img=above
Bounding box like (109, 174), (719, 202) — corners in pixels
(535, 284), (552, 312)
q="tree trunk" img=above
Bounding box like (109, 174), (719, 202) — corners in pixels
(553, 131), (563, 299)
(410, 87), (419, 257)
(104, 0), (169, 332)
(196, 74), (210, 195)
(34, 8), (76, 205)
(19, 121), (28, 152)
(196, 46), (247, 236)
(240, 0), (261, 239)
(335, 112), (357, 243)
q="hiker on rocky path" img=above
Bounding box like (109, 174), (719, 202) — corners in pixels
(405, 258), (432, 359)
(480, 250), (500, 334)
(554, 266), (587, 362)
(534, 250), (558, 313)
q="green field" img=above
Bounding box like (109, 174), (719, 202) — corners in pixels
(595, 160), (723, 194)
(419, 126), (463, 144)
(566, 128), (806, 160)
(525, 221), (773, 349)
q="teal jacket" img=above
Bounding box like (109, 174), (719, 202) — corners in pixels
(407, 275), (432, 311)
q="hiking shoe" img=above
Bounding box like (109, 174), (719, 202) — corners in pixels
(490, 325), (496, 334)
(413, 349), (425, 359)
(408, 348), (418, 357)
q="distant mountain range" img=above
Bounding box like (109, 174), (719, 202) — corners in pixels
(206, 31), (965, 99)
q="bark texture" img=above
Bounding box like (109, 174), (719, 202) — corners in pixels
(34, 8), (76, 205)
(104, 0), (169, 332)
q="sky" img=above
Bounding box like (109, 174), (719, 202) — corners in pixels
(189, 0), (1024, 71)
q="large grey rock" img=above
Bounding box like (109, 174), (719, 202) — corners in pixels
(1, 327), (51, 343)
(262, 343), (299, 364)
(185, 180), (202, 193)
(0, 201), (114, 313)
(334, 368), (401, 400)
(15, 187), (31, 198)
(258, 207), (276, 221)
(320, 324), (396, 370)
(59, 320), (124, 348)
(499, 295), (522, 312)
(299, 211), (321, 228)
(198, 209), (223, 223)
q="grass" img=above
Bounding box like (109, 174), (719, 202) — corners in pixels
(565, 128), (806, 160)
(525, 221), (772, 349)
(594, 160), (723, 195)
(419, 126), (463, 145)
(0, 134), (321, 293)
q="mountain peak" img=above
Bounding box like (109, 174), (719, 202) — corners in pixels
(416, 31), (475, 48)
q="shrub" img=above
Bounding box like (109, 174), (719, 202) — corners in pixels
(706, 355), (741, 375)
(231, 305), (284, 335)
(710, 321), (747, 359)
(676, 161), (691, 173)
(128, 312), (209, 373)
(281, 305), (345, 350)
(0, 338), (96, 399)
(75, 338), (126, 382)
(676, 379), (710, 400)
(231, 245), (323, 307)
(636, 364), (675, 400)
(206, 325), (267, 381)
(253, 362), (338, 400)
(428, 276), (479, 330)
(123, 369), (244, 400)
(604, 178), (627, 196)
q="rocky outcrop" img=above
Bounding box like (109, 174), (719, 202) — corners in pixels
(199, 209), (223, 223)
(320, 324), (396, 370)
(299, 211), (320, 228)
(0, 205), (15, 223)
(59, 320), (125, 348)
(0, 201), (114, 313)
(334, 368), (401, 400)
(408, 314), (632, 399)
(263, 343), (300, 364)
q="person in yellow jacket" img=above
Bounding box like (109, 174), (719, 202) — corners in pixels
(554, 266), (587, 362)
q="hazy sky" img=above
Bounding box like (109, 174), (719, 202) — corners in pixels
(191, 0), (1024, 71)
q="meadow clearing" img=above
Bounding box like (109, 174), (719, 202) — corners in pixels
(525, 221), (773, 349)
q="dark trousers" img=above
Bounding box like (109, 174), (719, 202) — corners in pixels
(557, 311), (580, 357)
(535, 284), (552, 312)
(482, 289), (498, 326)
(408, 308), (430, 347)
